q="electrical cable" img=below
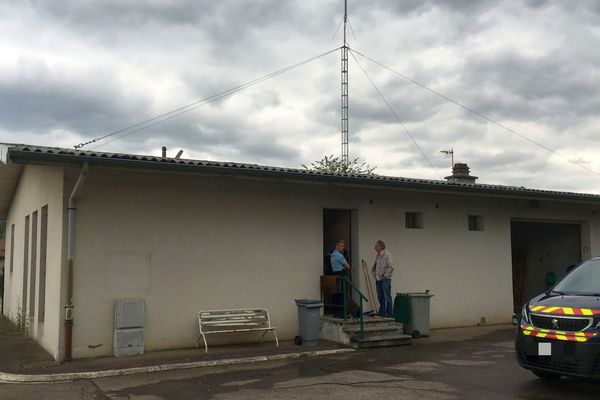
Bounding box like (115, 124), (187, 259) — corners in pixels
(349, 50), (443, 179)
(78, 47), (341, 149)
(332, 17), (343, 40)
(347, 18), (358, 42)
(350, 48), (600, 177)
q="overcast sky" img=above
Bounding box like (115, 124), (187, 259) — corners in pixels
(2, 0), (600, 192)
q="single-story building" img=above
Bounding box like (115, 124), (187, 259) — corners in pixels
(1, 143), (599, 360)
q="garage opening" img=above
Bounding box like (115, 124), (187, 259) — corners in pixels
(511, 221), (581, 313)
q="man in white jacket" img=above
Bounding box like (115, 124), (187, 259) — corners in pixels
(372, 240), (394, 317)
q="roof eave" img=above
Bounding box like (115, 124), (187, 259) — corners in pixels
(6, 147), (600, 205)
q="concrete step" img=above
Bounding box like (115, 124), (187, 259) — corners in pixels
(322, 315), (396, 324)
(344, 320), (402, 331)
(349, 332), (412, 349)
(320, 315), (410, 348)
(322, 316), (400, 331)
(343, 325), (403, 334)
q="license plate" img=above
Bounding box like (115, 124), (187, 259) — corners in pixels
(538, 342), (551, 356)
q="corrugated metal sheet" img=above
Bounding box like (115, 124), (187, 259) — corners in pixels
(3, 143), (600, 202)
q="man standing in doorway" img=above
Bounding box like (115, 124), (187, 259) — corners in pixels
(330, 240), (351, 276)
(372, 240), (394, 318)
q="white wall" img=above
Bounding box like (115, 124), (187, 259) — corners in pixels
(56, 167), (600, 358)
(356, 192), (511, 327)
(72, 168), (324, 358)
(361, 192), (600, 327)
(3, 165), (65, 359)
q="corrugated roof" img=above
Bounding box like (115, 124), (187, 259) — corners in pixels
(3, 143), (600, 203)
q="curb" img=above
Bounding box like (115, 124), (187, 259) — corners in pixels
(0, 348), (355, 384)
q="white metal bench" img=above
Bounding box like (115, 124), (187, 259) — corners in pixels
(196, 308), (279, 353)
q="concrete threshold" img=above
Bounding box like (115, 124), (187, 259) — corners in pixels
(0, 348), (355, 384)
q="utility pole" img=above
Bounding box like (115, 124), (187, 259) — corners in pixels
(341, 0), (349, 167)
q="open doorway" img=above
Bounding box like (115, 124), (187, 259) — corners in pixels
(323, 209), (352, 275)
(511, 221), (581, 313)
(322, 209), (359, 315)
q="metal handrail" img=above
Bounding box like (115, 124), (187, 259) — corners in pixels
(328, 275), (369, 338)
(339, 276), (368, 302)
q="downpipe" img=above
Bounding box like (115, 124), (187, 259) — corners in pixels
(65, 162), (89, 361)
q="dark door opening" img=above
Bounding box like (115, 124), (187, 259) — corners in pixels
(323, 209), (352, 275)
(511, 221), (581, 313)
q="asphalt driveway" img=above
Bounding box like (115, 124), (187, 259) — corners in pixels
(2, 325), (599, 399)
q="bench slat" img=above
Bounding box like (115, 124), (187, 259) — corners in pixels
(202, 322), (268, 326)
(200, 309), (267, 315)
(202, 327), (276, 334)
(197, 308), (278, 353)
(200, 314), (267, 320)
(200, 315), (268, 321)
(200, 314), (268, 320)
(201, 318), (266, 322)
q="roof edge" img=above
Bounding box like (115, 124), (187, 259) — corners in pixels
(4, 143), (600, 204)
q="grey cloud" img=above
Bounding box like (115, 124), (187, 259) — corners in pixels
(461, 149), (548, 172)
(0, 59), (148, 137)
(97, 106), (299, 163)
(457, 51), (600, 127)
(366, 0), (555, 17)
(1, 1), (599, 192)
(32, 0), (285, 29)
(30, 0), (330, 46)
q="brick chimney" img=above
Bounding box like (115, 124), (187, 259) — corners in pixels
(445, 163), (478, 184)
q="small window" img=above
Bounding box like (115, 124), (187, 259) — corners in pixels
(468, 215), (484, 231)
(405, 212), (423, 229)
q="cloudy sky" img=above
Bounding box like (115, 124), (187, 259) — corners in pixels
(2, 0), (600, 192)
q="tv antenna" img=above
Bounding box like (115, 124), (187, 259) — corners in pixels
(440, 148), (454, 168)
(341, 0), (349, 167)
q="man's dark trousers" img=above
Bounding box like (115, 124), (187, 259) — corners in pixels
(376, 278), (392, 317)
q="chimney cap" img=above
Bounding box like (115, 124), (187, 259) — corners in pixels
(445, 162), (478, 184)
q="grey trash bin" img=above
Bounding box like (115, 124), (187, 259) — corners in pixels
(401, 292), (434, 338)
(294, 299), (323, 347)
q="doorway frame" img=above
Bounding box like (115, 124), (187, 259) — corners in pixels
(322, 208), (361, 290)
(509, 217), (584, 312)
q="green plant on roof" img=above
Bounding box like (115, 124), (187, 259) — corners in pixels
(302, 155), (376, 176)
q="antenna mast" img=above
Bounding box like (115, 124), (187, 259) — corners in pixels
(341, 0), (349, 167)
(440, 148), (455, 168)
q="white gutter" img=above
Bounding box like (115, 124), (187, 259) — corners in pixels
(65, 162), (89, 361)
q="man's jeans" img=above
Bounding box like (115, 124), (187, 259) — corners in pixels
(376, 279), (393, 317)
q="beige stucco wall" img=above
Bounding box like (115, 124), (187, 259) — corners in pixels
(72, 168), (324, 358)
(2, 165), (65, 359)
(69, 166), (600, 358)
(357, 192), (598, 328)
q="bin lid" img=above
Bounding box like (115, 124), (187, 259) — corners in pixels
(295, 299), (323, 307)
(396, 292), (434, 298)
